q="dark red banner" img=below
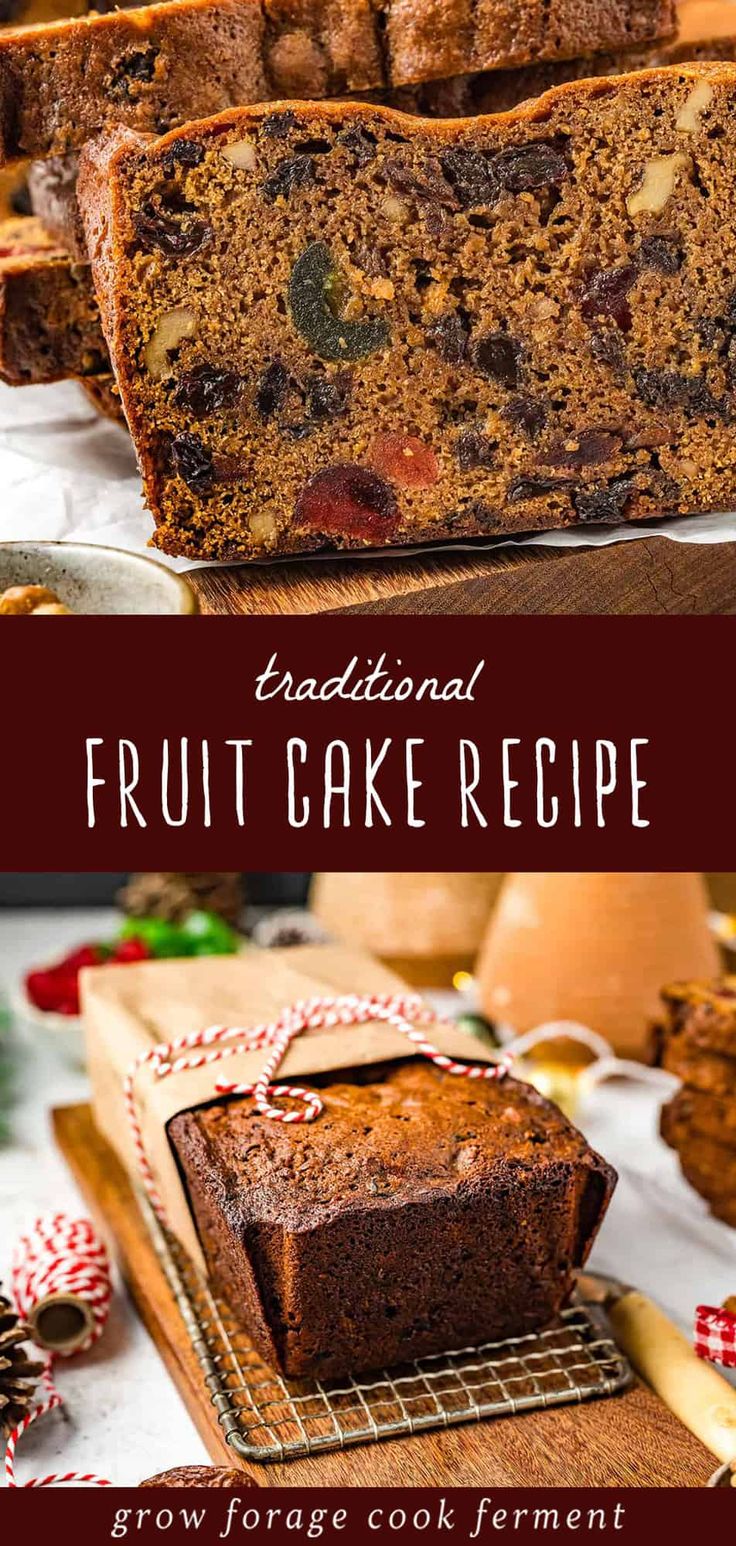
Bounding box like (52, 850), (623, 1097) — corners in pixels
(0, 1485), (732, 1532)
(0, 616), (731, 869)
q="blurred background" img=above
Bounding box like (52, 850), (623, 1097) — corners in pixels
(0, 873), (311, 907)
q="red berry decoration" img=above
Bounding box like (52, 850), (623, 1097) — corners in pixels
(295, 464), (399, 541)
(110, 937), (151, 964)
(25, 937), (151, 1016)
(368, 433), (439, 490)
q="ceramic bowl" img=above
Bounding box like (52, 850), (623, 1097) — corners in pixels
(0, 541), (198, 615)
(707, 1461), (735, 1488)
(11, 980), (85, 1066)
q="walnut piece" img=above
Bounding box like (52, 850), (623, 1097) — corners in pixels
(627, 152), (691, 217)
(676, 80), (714, 133)
(0, 584), (72, 614)
(381, 194), (408, 225)
(249, 511), (279, 545)
(144, 307), (197, 379)
(221, 139), (257, 171)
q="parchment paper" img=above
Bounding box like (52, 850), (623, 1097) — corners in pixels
(81, 943), (495, 1268)
(3, 380), (736, 574)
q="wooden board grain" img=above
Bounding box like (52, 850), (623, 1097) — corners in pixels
(188, 538), (736, 616)
(53, 1103), (715, 1489)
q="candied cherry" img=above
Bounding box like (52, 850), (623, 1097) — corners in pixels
(368, 433), (439, 489)
(295, 464), (399, 541)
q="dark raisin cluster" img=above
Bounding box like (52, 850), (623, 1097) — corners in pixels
(108, 47), (158, 102)
(440, 140), (569, 210)
(134, 190), (211, 257)
(471, 333), (522, 389)
(255, 359), (352, 438)
(160, 139), (205, 173)
(168, 432), (215, 491)
(427, 311), (469, 365)
(455, 430), (497, 471)
(172, 365), (243, 416)
(633, 368), (724, 418)
(261, 154), (316, 203)
(337, 126), (378, 167)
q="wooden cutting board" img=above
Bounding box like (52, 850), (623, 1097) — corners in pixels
(188, 537), (736, 616)
(54, 1104), (716, 1488)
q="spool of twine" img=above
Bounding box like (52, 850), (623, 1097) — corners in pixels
(5, 1214), (113, 1487)
(11, 1214), (110, 1356)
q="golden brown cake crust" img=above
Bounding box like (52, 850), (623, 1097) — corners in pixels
(0, 0), (675, 163)
(168, 1059), (616, 1380)
(78, 65), (736, 562)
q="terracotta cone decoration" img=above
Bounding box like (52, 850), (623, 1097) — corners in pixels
(476, 873), (720, 1058)
(310, 873), (504, 987)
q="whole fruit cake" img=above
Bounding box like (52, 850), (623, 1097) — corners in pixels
(655, 977), (736, 1226)
(167, 1058), (616, 1379)
(79, 64), (736, 562)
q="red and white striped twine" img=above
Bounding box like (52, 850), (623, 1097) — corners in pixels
(125, 990), (513, 1228)
(4, 1216), (113, 1489)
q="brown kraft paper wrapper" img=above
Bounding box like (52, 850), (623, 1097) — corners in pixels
(81, 943), (499, 1271)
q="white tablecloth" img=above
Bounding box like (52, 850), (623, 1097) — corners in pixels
(0, 908), (733, 1486)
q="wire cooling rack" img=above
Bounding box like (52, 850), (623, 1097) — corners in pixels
(144, 1201), (632, 1464)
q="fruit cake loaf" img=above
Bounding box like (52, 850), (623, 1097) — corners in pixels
(27, 1), (736, 266)
(391, 0), (736, 119)
(660, 1043), (736, 1098)
(661, 977), (736, 1057)
(25, 2), (736, 266)
(78, 66), (736, 563)
(661, 1102), (736, 1224)
(0, 215), (106, 383)
(662, 1085), (736, 1148)
(0, 0), (676, 164)
(168, 1059), (616, 1379)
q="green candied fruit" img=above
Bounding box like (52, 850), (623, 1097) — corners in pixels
(288, 242), (390, 362)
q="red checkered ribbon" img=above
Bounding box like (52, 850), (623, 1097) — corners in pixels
(125, 990), (512, 1228)
(4, 1215), (113, 1488)
(695, 1304), (736, 1369)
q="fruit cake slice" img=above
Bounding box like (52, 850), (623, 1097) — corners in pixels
(78, 66), (736, 563)
(0, 0), (676, 163)
(26, 2), (736, 266)
(0, 215), (106, 384)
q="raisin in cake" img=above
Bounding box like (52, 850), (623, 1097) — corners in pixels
(78, 67), (736, 562)
(0, 0), (675, 163)
(0, 216), (106, 384)
(168, 1059), (616, 1379)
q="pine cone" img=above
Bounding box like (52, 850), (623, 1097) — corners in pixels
(0, 1290), (44, 1435)
(118, 873), (244, 927)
